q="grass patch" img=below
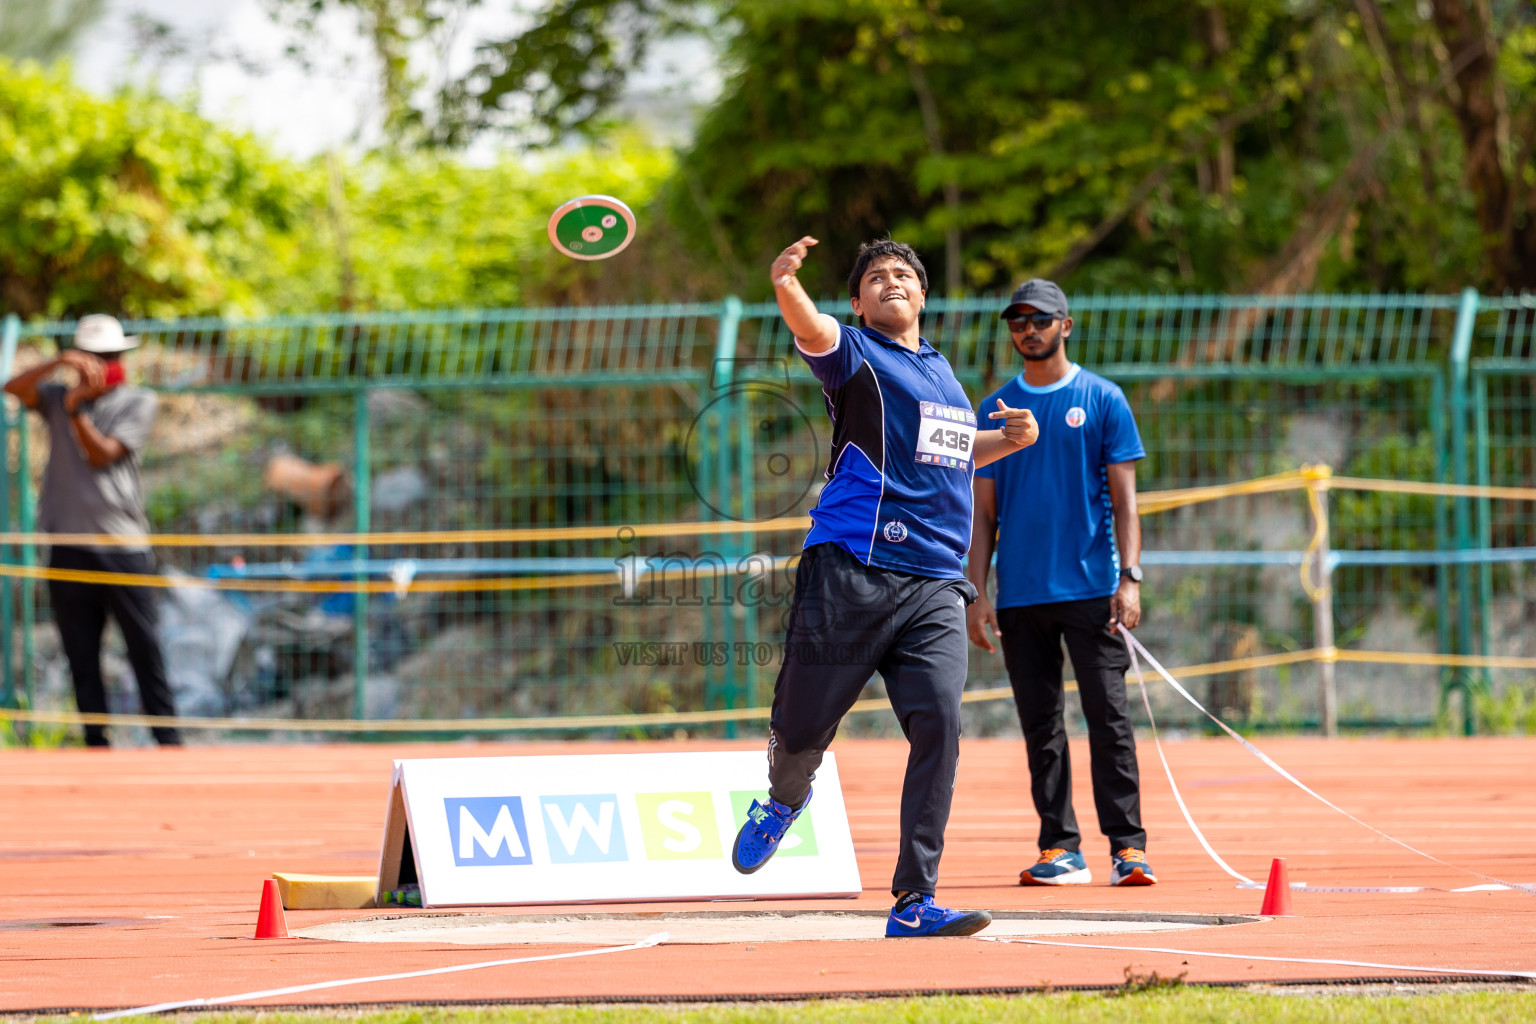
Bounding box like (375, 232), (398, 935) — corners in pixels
(44, 989), (1535, 1024)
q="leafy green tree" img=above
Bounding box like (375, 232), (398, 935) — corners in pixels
(1411, 0), (1536, 292)
(0, 59), (312, 319)
(256, 134), (676, 311)
(302, 0), (1534, 297)
(0, 0), (104, 63)
(653, 0), (1522, 297)
(0, 57), (675, 318)
(263, 0), (483, 149)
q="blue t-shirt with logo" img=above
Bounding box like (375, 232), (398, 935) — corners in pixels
(797, 324), (976, 579)
(975, 364), (1145, 608)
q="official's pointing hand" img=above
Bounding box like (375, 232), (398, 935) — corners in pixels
(988, 399), (1038, 447)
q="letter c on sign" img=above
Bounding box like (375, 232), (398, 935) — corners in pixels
(656, 799), (703, 853)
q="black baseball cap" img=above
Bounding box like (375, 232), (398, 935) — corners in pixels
(1000, 279), (1069, 320)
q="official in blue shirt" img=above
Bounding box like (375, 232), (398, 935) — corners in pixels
(730, 236), (1039, 938)
(968, 278), (1157, 888)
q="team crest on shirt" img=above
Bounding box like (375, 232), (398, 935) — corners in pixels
(1065, 406), (1087, 428)
(883, 521), (908, 543)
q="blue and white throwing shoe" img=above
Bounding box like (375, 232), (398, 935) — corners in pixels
(730, 789), (810, 874)
(884, 894), (992, 937)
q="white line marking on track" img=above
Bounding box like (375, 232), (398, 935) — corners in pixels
(91, 932), (668, 1020)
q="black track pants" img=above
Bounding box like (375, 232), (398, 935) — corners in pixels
(47, 546), (181, 747)
(766, 543), (976, 896)
(998, 597), (1145, 858)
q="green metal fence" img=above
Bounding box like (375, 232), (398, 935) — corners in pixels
(1469, 294), (1536, 729)
(0, 290), (1530, 741)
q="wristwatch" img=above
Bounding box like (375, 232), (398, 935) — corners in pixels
(1120, 565), (1143, 583)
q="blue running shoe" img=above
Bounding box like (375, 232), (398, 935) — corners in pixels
(884, 894), (992, 937)
(730, 790), (810, 874)
(1019, 848), (1092, 886)
(1110, 847), (1158, 886)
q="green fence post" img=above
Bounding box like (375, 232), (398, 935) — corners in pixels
(728, 306), (759, 714)
(694, 380), (716, 730)
(0, 314), (17, 709)
(353, 389), (371, 722)
(1448, 287), (1479, 735)
(714, 389), (735, 725)
(1473, 370), (1494, 702)
(1430, 374), (1453, 718)
(713, 297), (744, 736)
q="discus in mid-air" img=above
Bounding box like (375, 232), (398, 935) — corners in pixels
(547, 195), (636, 260)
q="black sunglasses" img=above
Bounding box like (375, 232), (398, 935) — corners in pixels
(1007, 313), (1058, 332)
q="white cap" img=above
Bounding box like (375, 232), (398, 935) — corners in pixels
(73, 314), (139, 354)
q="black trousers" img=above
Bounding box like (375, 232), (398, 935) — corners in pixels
(998, 597), (1145, 857)
(47, 546), (180, 747)
(767, 543), (976, 897)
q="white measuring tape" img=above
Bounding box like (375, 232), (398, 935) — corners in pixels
(1120, 627), (1535, 897)
(92, 932), (668, 1020)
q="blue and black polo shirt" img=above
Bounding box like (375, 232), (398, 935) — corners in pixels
(976, 363), (1145, 608)
(797, 323), (977, 580)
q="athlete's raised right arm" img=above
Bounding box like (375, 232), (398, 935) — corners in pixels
(771, 236), (840, 353)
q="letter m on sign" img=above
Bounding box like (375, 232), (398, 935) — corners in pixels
(445, 797), (533, 866)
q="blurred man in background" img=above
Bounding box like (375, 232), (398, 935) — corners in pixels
(3, 315), (180, 747)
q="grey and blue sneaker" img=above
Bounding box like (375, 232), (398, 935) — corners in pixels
(1110, 847), (1157, 886)
(730, 790), (810, 874)
(1019, 848), (1092, 886)
(884, 894), (992, 937)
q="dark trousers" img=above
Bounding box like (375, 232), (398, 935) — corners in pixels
(767, 543), (975, 897)
(998, 597), (1144, 857)
(47, 546), (180, 747)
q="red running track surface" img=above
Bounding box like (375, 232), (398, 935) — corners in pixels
(1, 736), (1533, 1010)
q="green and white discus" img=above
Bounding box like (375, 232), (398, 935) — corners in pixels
(547, 195), (636, 260)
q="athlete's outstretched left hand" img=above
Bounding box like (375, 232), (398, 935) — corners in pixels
(988, 399), (1038, 448)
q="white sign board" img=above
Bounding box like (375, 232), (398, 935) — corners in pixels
(376, 751), (862, 907)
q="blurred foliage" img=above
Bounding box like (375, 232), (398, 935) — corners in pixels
(262, 0), (483, 149)
(288, 0), (1533, 299)
(1474, 681), (1536, 735)
(0, 0), (104, 64)
(8, 0), (1536, 316)
(0, 59), (675, 318)
(0, 59), (309, 319)
(655, 0), (1530, 298)
(254, 137), (675, 312)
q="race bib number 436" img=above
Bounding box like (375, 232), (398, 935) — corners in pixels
(915, 402), (978, 469)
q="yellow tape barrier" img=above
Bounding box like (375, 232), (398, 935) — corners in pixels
(3, 646), (1528, 735)
(0, 519), (816, 549)
(1136, 466), (1324, 514)
(0, 562), (624, 595)
(0, 558), (806, 594)
(1, 466), (1531, 595)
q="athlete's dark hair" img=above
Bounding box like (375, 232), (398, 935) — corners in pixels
(846, 239), (929, 300)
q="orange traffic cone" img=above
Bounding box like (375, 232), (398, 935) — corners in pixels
(254, 878), (289, 939)
(1259, 857), (1294, 916)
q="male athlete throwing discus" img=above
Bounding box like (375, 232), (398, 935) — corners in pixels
(730, 237), (1039, 937)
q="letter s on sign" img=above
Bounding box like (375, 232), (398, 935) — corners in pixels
(656, 799), (703, 853)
